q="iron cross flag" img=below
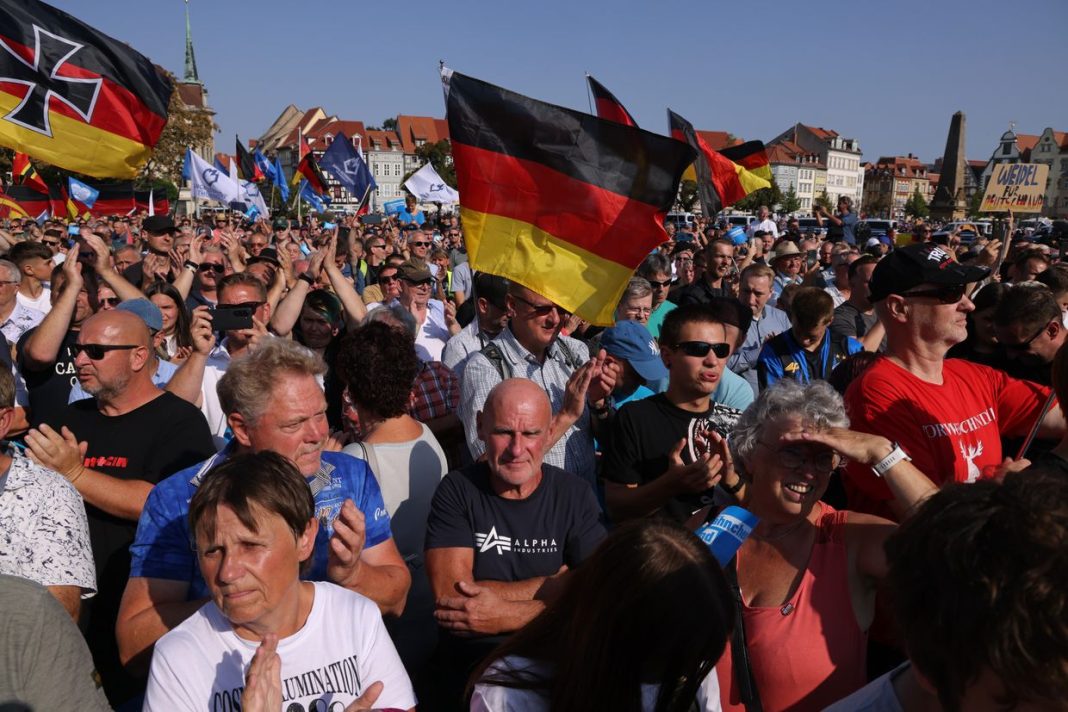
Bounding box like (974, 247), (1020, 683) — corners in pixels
(0, 0), (174, 178)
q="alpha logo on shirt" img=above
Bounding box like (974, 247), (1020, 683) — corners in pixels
(474, 525), (560, 556)
(474, 526), (511, 554)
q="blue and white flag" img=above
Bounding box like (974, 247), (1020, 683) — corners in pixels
(254, 149), (276, 183)
(383, 198), (405, 215)
(273, 157), (290, 202)
(299, 179), (328, 213)
(239, 179), (270, 218)
(404, 162), (459, 204)
(186, 148), (243, 205)
(319, 131), (376, 201)
(68, 177), (99, 208)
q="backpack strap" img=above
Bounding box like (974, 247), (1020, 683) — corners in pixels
(479, 341), (512, 381)
(554, 336), (584, 370)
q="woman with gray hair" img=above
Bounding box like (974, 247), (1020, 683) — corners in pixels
(703, 380), (937, 712)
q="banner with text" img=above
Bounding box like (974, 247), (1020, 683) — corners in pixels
(980, 163), (1049, 213)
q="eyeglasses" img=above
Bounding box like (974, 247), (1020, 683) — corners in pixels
(74, 343), (139, 359)
(379, 274), (400, 283)
(673, 341), (730, 358)
(0, 280), (19, 286)
(647, 278), (672, 288)
(370, 243), (386, 249)
(902, 284), (966, 304)
(622, 306), (652, 317)
(41, 239), (60, 247)
(756, 440), (840, 472)
(199, 263), (225, 274)
(1002, 322), (1050, 352)
(98, 297), (121, 307)
(403, 277), (432, 287)
(511, 293), (570, 318)
(409, 241), (430, 248)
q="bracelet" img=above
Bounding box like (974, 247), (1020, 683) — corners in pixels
(297, 272), (315, 286)
(872, 442), (911, 478)
(720, 477), (744, 495)
(68, 465), (87, 487)
(183, 259), (200, 271)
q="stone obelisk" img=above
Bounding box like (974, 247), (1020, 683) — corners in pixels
(930, 112), (967, 221)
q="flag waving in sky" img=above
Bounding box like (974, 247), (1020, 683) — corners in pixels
(319, 131), (376, 202)
(446, 70), (694, 326)
(587, 75), (637, 127)
(12, 151), (47, 193)
(405, 163), (458, 204)
(0, 0), (174, 177)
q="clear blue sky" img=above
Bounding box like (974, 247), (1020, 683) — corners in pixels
(51, 0), (1068, 165)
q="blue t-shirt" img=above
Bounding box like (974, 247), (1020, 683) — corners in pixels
(840, 211), (859, 245)
(129, 445), (393, 599)
(397, 209), (425, 227)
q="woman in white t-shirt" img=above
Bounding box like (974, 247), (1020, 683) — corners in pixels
(470, 519), (733, 712)
(143, 451), (416, 712)
(338, 319), (449, 676)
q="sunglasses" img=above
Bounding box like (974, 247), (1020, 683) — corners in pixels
(199, 263), (225, 273)
(512, 293), (570, 318)
(74, 343), (139, 359)
(1002, 322), (1049, 352)
(379, 275), (400, 283)
(41, 239), (61, 247)
(409, 241), (431, 248)
(370, 243), (386, 249)
(225, 300), (265, 311)
(673, 341), (730, 358)
(647, 278), (672, 288)
(98, 297), (121, 307)
(902, 284), (966, 304)
(403, 277), (433, 287)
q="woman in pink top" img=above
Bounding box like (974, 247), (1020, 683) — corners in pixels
(707, 380), (937, 712)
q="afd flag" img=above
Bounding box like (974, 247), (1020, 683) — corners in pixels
(319, 131), (376, 201)
(383, 198), (405, 215)
(68, 177), (100, 208)
(239, 179), (270, 218)
(299, 179), (328, 213)
(186, 148), (243, 204)
(404, 162), (459, 204)
(272, 156), (290, 202)
(254, 149), (277, 183)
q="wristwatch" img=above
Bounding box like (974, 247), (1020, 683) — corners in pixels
(720, 477), (744, 495)
(297, 272), (315, 286)
(872, 442), (911, 478)
(183, 259), (200, 271)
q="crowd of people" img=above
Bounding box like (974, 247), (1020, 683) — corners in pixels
(0, 192), (1066, 712)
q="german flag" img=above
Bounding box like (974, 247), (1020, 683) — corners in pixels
(6, 184), (49, 217)
(12, 151), (48, 193)
(668, 110), (770, 213)
(0, 0), (173, 178)
(235, 135), (263, 182)
(587, 75), (637, 127)
(0, 185), (28, 218)
(720, 140), (772, 181)
(448, 71), (695, 326)
(296, 151), (328, 195)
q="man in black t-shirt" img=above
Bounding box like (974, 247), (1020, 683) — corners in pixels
(424, 378), (605, 709)
(604, 302), (749, 525)
(25, 309), (214, 707)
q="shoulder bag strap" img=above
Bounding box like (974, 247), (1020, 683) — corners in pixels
(725, 559), (764, 712)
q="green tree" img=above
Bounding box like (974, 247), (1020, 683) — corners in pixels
(676, 180), (698, 212)
(866, 192), (892, 219)
(402, 139), (456, 190)
(382, 117), (399, 132)
(140, 73), (216, 185)
(780, 185), (802, 215)
(814, 190), (834, 212)
(905, 186), (930, 220)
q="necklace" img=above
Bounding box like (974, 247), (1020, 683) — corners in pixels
(751, 517), (809, 542)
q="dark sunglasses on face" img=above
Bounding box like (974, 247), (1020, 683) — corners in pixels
(98, 297), (121, 307)
(199, 263), (225, 274)
(379, 274), (399, 283)
(902, 284), (966, 304)
(74, 343), (139, 359)
(41, 239), (60, 247)
(409, 241), (430, 248)
(647, 278), (672, 288)
(512, 293), (570, 318)
(404, 277), (432, 287)
(673, 341), (730, 358)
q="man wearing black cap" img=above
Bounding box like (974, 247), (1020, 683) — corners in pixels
(442, 273), (510, 376)
(603, 301), (749, 524)
(122, 215), (177, 289)
(843, 243), (1066, 521)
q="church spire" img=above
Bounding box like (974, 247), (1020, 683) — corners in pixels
(183, 0), (201, 84)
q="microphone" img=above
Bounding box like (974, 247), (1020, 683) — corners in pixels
(695, 506), (760, 566)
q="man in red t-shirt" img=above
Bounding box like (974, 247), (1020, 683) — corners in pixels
(843, 243), (1065, 520)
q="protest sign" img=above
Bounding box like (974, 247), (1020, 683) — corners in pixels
(980, 163), (1049, 213)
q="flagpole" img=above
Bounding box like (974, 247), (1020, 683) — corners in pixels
(584, 72), (593, 114)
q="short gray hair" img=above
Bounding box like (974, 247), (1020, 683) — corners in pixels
(365, 304), (417, 340)
(638, 253), (671, 277)
(0, 259), (20, 283)
(620, 276), (652, 302)
(730, 380), (849, 478)
(217, 338), (326, 424)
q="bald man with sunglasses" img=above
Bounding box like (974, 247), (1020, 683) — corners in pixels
(25, 309), (214, 705)
(843, 243), (1066, 522)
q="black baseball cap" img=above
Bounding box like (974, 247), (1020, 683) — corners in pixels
(473, 272), (509, 310)
(868, 243), (989, 302)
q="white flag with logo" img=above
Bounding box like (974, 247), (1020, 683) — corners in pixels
(239, 180), (270, 218)
(404, 163), (459, 204)
(186, 149), (243, 205)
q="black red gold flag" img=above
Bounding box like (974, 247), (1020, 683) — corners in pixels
(235, 135), (262, 182)
(0, 0), (173, 178)
(296, 151), (328, 195)
(12, 150), (48, 193)
(720, 140), (772, 181)
(587, 75), (637, 127)
(447, 70), (694, 326)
